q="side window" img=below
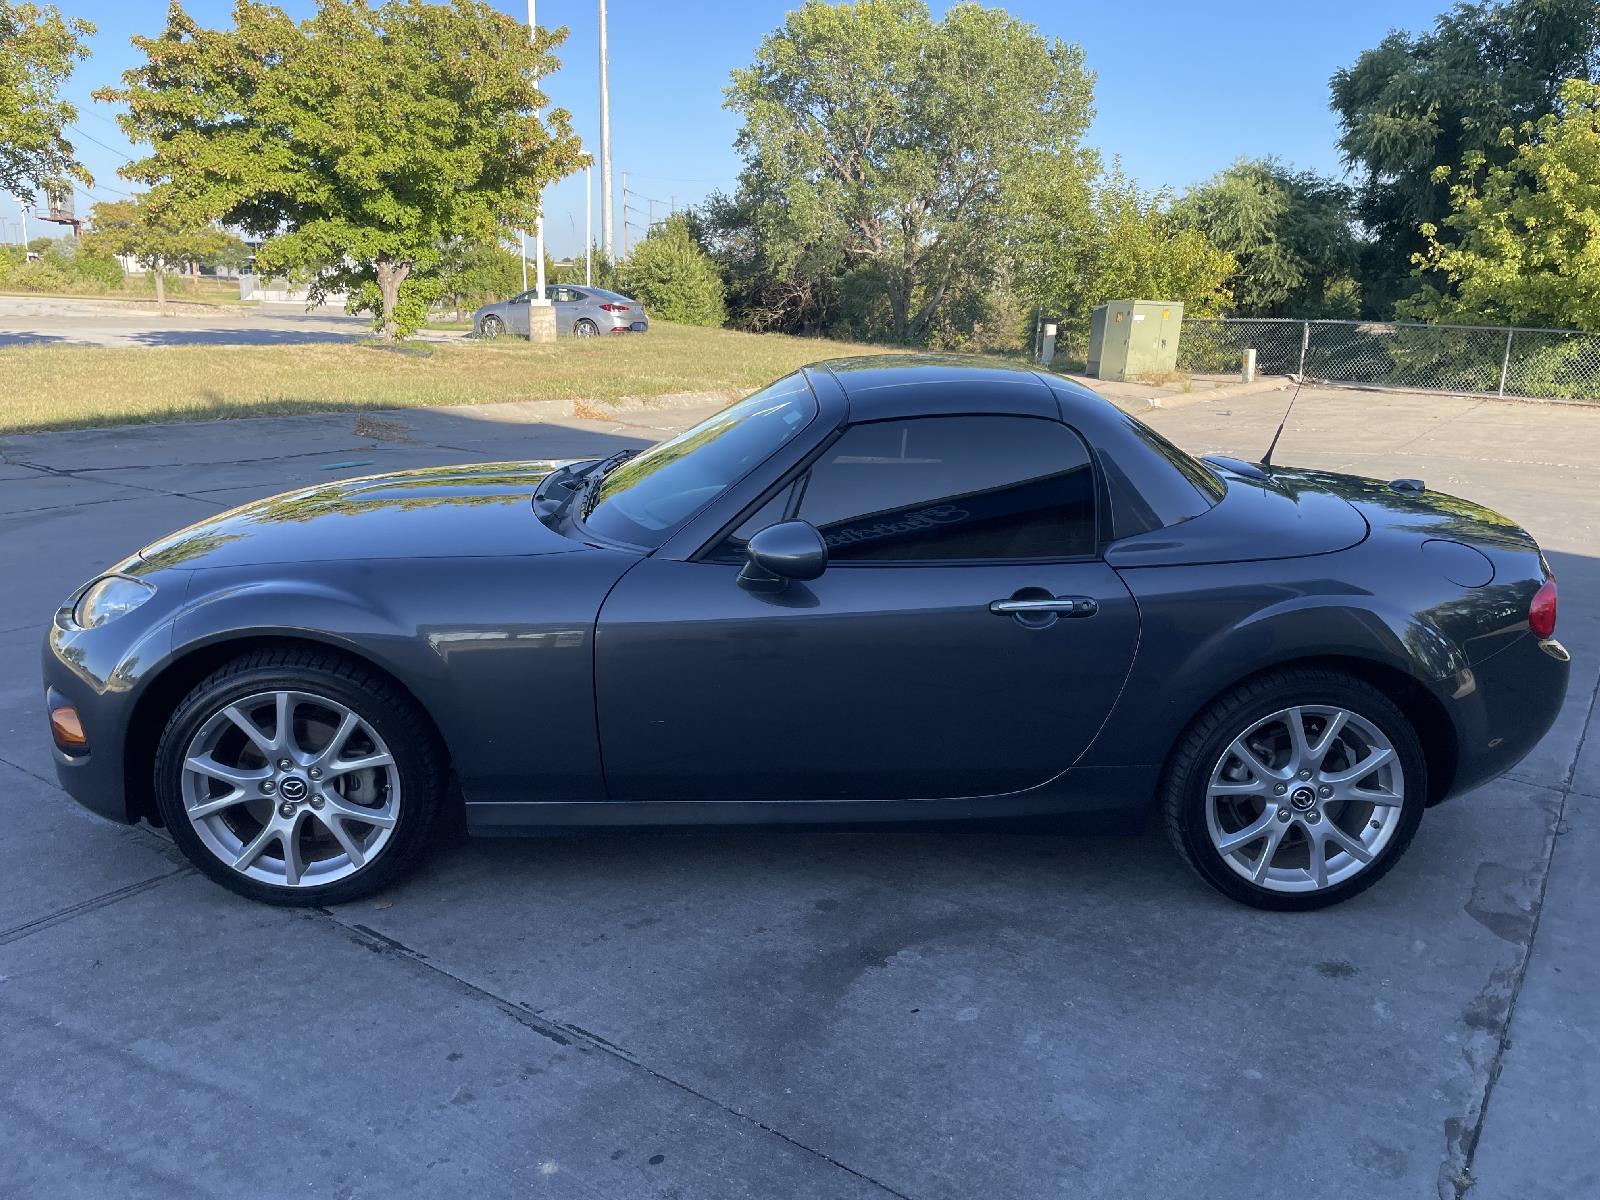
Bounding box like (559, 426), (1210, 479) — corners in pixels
(798, 416), (1095, 562)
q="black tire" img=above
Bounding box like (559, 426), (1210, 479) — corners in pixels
(479, 314), (504, 339)
(154, 648), (449, 907)
(574, 319), (598, 338)
(1161, 667), (1427, 911)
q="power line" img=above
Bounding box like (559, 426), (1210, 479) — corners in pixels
(68, 124), (136, 164)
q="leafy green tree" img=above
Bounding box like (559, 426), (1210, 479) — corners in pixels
(721, 0), (1095, 343)
(1173, 159), (1359, 316)
(1021, 165), (1235, 329)
(622, 215), (726, 326)
(554, 247), (624, 293)
(0, 2), (93, 203)
(1330, 0), (1600, 314)
(1403, 79), (1600, 331)
(99, 0), (585, 338)
(432, 238), (523, 318)
(82, 195), (233, 310)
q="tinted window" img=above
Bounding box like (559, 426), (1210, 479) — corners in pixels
(1092, 408), (1224, 538)
(794, 416), (1095, 562)
(582, 374), (818, 548)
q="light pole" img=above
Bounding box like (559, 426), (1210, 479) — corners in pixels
(525, 0), (555, 340)
(585, 165), (593, 286)
(599, 0), (613, 260)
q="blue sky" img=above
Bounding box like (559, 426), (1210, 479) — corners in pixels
(12, 0), (1447, 255)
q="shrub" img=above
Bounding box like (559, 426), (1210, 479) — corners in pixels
(622, 216), (726, 327)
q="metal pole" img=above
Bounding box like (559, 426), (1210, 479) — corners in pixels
(1498, 327), (1513, 397)
(585, 165), (592, 286)
(599, 0), (613, 259)
(20, 205), (27, 249)
(521, 231), (528, 293)
(1298, 320), (1310, 378)
(529, 0), (546, 304)
(621, 171), (628, 258)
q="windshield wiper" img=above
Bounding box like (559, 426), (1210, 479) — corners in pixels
(575, 448), (638, 522)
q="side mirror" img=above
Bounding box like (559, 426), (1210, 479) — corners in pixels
(738, 520), (828, 592)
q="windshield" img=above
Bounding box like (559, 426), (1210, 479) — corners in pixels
(580, 373), (819, 548)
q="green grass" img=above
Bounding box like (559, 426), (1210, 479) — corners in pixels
(0, 322), (894, 435)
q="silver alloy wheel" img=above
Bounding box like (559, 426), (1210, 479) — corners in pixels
(574, 319), (597, 337)
(1204, 705), (1404, 893)
(480, 315), (503, 339)
(180, 689), (401, 888)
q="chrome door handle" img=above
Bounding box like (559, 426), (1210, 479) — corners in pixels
(988, 596), (1098, 617)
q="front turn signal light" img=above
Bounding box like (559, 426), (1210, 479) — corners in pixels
(50, 701), (88, 751)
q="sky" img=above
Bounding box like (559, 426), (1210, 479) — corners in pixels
(9, 0), (1449, 256)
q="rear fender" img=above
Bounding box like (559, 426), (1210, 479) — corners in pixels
(1082, 580), (1468, 770)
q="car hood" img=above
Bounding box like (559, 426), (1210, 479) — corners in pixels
(137, 462), (583, 571)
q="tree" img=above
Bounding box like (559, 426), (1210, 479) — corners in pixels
(433, 238), (523, 319)
(721, 0), (1095, 343)
(0, 2), (94, 202)
(83, 196), (234, 310)
(1403, 79), (1600, 331)
(1330, 0), (1600, 314)
(100, 0), (585, 338)
(1173, 159), (1359, 317)
(1020, 165), (1235, 328)
(622, 215), (726, 326)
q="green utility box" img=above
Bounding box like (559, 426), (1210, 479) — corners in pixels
(1086, 299), (1183, 381)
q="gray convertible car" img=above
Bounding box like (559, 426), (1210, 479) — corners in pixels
(42, 358), (1567, 910)
(472, 284), (649, 338)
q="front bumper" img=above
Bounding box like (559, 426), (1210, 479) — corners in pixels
(41, 577), (185, 825)
(43, 623), (141, 823)
(1434, 631), (1570, 801)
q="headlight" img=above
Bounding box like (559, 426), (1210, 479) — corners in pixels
(73, 575), (156, 628)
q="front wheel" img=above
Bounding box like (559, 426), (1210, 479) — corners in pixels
(479, 314), (504, 339)
(154, 649), (449, 906)
(1162, 668), (1427, 910)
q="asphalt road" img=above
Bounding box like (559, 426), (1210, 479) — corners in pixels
(1, 386), (1596, 1199)
(0, 295), (387, 348)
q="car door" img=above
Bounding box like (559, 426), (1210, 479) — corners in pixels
(507, 290), (533, 337)
(550, 286), (582, 334)
(594, 413), (1140, 803)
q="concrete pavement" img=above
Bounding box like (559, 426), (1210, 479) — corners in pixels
(1, 384), (1596, 1199)
(0, 295), (396, 348)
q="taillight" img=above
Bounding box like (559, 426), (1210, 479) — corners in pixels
(599, 303), (629, 312)
(1529, 576), (1558, 639)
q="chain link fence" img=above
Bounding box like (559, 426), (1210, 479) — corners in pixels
(1175, 318), (1600, 402)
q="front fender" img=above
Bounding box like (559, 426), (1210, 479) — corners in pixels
(160, 554), (633, 808)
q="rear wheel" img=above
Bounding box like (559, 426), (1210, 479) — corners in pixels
(1162, 668), (1427, 910)
(154, 649), (448, 906)
(573, 318), (598, 338)
(479, 314), (504, 339)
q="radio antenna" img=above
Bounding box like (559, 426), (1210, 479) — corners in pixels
(1260, 372), (1308, 470)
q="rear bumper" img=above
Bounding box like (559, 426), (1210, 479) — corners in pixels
(604, 315), (648, 333)
(1434, 632), (1570, 801)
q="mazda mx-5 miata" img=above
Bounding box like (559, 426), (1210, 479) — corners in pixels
(43, 357), (1569, 910)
